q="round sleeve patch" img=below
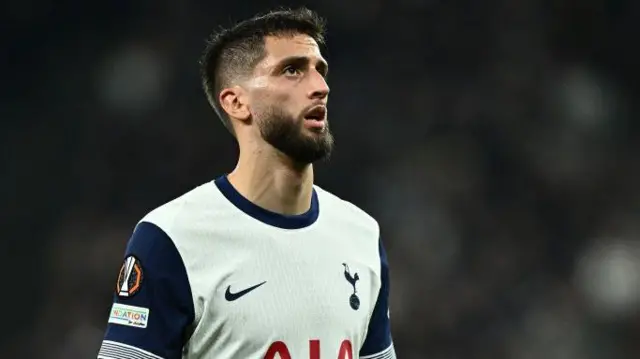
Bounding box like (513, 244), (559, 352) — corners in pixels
(116, 255), (144, 298)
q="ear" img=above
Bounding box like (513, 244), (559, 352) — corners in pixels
(219, 86), (250, 122)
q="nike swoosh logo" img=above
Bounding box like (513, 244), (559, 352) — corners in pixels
(225, 281), (267, 301)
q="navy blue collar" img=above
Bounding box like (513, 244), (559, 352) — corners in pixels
(214, 175), (320, 229)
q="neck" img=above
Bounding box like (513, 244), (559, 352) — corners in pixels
(227, 143), (315, 216)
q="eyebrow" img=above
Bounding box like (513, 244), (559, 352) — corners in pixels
(276, 55), (329, 77)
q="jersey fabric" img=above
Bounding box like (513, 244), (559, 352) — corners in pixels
(98, 175), (396, 359)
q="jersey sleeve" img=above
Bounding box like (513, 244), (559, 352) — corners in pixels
(360, 238), (396, 359)
(97, 221), (195, 359)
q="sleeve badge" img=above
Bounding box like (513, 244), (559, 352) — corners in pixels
(116, 255), (144, 298)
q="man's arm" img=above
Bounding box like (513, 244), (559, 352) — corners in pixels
(98, 222), (195, 359)
(360, 238), (396, 359)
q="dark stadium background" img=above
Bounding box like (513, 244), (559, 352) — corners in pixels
(2, 0), (640, 358)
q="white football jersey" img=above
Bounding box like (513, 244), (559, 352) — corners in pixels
(98, 176), (395, 359)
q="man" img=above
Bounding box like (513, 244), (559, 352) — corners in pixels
(97, 7), (395, 359)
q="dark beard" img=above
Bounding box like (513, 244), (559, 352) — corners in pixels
(258, 107), (334, 165)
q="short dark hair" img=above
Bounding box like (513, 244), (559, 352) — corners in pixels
(199, 7), (327, 135)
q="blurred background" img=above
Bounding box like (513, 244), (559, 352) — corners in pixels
(2, 0), (639, 358)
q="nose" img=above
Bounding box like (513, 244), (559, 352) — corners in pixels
(308, 71), (329, 100)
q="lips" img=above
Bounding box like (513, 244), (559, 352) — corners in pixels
(304, 105), (327, 121)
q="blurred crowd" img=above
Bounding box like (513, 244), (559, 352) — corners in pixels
(2, 0), (639, 358)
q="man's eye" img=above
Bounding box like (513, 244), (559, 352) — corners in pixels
(283, 66), (300, 76)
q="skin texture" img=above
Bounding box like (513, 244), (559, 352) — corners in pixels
(221, 34), (333, 216)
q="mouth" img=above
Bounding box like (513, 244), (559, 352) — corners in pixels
(303, 105), (327, 129)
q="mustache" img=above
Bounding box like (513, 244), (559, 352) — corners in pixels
(301, 102), (327, 112)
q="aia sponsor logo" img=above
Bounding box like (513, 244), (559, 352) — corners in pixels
(264, 339), (353, 359)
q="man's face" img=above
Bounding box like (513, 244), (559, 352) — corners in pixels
(247, 34), (333, 164)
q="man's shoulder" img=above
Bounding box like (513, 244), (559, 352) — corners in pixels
(314, 184), (379, 235)
(138, 180), (224, 236)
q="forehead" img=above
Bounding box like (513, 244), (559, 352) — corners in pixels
(258, 34), (325, 68)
